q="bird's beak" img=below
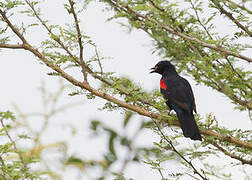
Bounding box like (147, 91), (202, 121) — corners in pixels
(150, 67), (156, 73)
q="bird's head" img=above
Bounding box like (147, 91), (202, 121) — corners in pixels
(150, 60), (176, 75)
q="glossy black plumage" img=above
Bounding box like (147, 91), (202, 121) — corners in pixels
(151, 61), (202, 141)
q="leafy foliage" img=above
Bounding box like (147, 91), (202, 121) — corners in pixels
(0, 0), (252, 179)
(0, 111), (43, 179)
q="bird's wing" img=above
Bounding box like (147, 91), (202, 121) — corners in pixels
(180, 77), (197, 113)
(161, 76), (196, 112)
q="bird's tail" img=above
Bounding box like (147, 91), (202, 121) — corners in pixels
(177, 111), (202, 141)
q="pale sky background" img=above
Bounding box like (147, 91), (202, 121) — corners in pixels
(0, 0), (251, 179)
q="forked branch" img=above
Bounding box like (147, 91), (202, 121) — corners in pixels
(153, 119), (207, 180)
(68, 0), (88, 83)
(210, 0), (252, 37)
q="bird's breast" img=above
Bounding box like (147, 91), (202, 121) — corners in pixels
(160, 78), (167, 90)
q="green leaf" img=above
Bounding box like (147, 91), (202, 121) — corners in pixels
(90, 120), (101, 131)
(108, 131), (117, 157)
(123, 111), (133, 127)
(0, 111), (15, 120)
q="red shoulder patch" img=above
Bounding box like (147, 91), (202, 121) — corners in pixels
(160, 78), (167, 90)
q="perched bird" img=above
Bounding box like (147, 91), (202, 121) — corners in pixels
(150, 61), (202, 141)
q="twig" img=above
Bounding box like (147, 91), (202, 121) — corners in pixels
(189, 0), (213, 40)
(0, 118), (27, 170)
(0, 155), (7, 180)
(152, 119), (207, 180)
(0, 156), (5, 167)
(225, 57), (252, 91)
(0, 9), (28, 45)
(210, 0), (252, 37)
(95, 47), (103, 75)
(226, 0), (252, 14)
(210, 140), (252, 165)
(162, 25), (252, 62)
(146, 0), (184, 32)
(157, 165), (165, 180)
(147, 0), (165, 12)
(68, 0), (88, 83)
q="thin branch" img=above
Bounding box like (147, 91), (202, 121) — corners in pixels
(147, 0), (165, 12)
(146, 0), (184, 32)
(0, 118), (27, 170)
(157, 165), (165, 180)
(0, 156), (5, 167)
(210, 140), (252, 165)
(152, 119), (207, 180)
(106, 0), (252, 63)
(189, 0), (213, 40)
(0, 155), (7, 180)
(226, 0), (252, 14)
(225, 57), (252, 91)
(0, 43), (24, 49)
(201, 129), (252, 149)
(210, 0), (252, 37)
(95, 47), (103, 75)
(162, 25), (252, 62)
(68, 0), (88, 83)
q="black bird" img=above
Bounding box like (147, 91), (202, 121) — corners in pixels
(150, 61), (202, 141)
